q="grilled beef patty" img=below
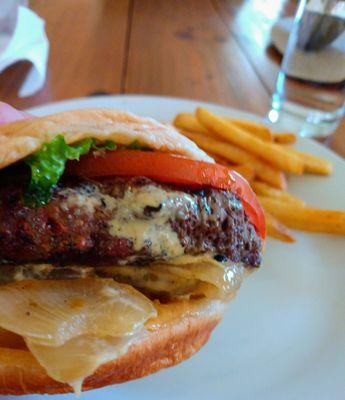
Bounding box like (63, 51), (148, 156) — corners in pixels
(0, 177), (262, 267)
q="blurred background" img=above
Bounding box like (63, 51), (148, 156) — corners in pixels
(0, 0), (344, 156)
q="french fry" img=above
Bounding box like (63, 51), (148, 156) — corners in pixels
(252, 181), (305, 207)
(225, 118), (273, 141)
(174, 112), (273, 141)
(196, 107), (303, 175)
(259, 197), (345, 235)
(230, 164), (255, 183)
(273, 132), (296, 144)
(286, 147), (333, 175)
(264, 211), (295, 243)
(208, 153), (230, 165)
(173, 113), (209, 135)
(208, 153), (255, 182)
(182, 130), (287, 189)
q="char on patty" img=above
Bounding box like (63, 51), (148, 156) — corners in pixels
(0, 177), (262, 267)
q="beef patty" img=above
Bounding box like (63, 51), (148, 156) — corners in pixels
(0, 177), (262, 267)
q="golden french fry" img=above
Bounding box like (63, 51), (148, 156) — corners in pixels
(173, 113), (209, 135)
(212, 159), (254, 182)
(196, 107), (303, 175)
(252, 181), (305, 207)
(264, 211), (295, 243)
(273, 132), (296, 144)
(209, 153), (255, 181)
(208, 153), (230, 165)
(230, 164), (255, 183)
(286, 147), (333, 175)
(225, 118), (273, 141)
(182, 130), (287, 189)
(259, 197), (345, 235)
(174, 112), (273, 141)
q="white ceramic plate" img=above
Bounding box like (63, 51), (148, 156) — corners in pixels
(5, 96), (344, 400)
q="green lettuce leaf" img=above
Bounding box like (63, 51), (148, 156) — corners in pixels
(125, 140), (150, 151)
(24, 135), (116, 206)
(92, 140), (117, 151)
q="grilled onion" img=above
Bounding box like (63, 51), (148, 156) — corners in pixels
(98, 256), (245, 300)
(26, 334), (137, 394)
(0, 279), (156, 346)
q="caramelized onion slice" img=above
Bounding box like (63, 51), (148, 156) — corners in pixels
(162, 256), (245, 299)
(98, 256), (245, 300)
(0, 279), (156, 346)
(26, 334), (137, 395)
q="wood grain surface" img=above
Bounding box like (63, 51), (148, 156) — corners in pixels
(125, 0), (270, 114)
(0, 0), (343, 156)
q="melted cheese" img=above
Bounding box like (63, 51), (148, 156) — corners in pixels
(60, 186), (102, 216)
(106, 185), (194, 258)
(59, 183), (197, 259)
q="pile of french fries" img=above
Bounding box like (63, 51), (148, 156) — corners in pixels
(173, 107), (345, 242)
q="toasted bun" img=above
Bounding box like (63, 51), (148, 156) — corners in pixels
(0, 108), (213, 170)
(0, 299), (224, 395)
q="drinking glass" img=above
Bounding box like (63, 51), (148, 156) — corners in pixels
(268, 0), (345, 137)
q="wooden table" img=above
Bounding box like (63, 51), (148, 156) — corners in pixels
(0, 0), (344, 156)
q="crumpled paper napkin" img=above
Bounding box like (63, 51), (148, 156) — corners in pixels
(0, 5), (49, 97)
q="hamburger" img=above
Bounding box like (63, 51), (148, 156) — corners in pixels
(0, 109), (265, 395)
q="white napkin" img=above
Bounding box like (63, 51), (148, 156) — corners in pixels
(0, 5), (49, 97)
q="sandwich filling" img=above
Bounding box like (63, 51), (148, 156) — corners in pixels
(0, 131), (264, 393)
(0, 176), (261, 268)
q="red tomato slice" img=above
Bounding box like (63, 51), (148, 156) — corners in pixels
(67, 151), (266, 239)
